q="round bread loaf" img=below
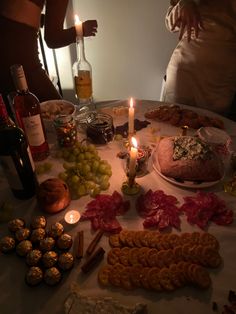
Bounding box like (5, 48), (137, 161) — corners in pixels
(36, 178), (71, 214)
(157, 136), (224, 182)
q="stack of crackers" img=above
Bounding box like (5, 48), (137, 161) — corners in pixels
(98, 230), (221, 292)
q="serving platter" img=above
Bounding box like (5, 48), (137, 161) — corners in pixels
(152, 149), (222, 189)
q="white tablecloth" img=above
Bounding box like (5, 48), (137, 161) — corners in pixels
(0, 100), (236, 314)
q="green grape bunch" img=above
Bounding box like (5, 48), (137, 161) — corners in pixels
(55, 141), (112, 199)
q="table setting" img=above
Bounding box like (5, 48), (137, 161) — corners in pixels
(0, 98), (236, 314)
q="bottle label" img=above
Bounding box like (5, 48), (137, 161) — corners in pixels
(74, 70), (92, 99)
(22, 115), (45, 146)
(0, 156), (23, 190)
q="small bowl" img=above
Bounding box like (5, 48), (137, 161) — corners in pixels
(40, 99), (76, 133)
(40, 99), (76, 121)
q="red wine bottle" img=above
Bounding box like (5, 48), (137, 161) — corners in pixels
(10, 64), (49, 161)
(0, 94), (38, 199)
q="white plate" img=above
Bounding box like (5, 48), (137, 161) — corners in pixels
(152, 148), (223, 189)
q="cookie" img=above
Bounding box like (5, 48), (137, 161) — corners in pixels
(128, 247), (140, 265)
(120, 266), (134, 290)
(98, 264), (113, 286)
(130, 265), (143, 288)
(119, 247), (130, 266)
(107, 248), (121, 265)
(199, 233), (219, 251)
(159, 267), (175, 291)
(132, 231), (143, 248)
(138, 247), (149, 266)
(147, 267), (162, 291)
(109, 263), (125, 287)
(146, 248), (158, 267)
(109, 234), (121, 248)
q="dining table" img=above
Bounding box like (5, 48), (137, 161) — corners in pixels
(0, 99), (236, 314)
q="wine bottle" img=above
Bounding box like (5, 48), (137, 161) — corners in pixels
(10, 64), (49, 161)
(73, 36), (94, 112)
(0, 94), (38, 199)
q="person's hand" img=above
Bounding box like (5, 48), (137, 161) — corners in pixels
(172, 1), (204, 42)
(82, 20), (98, 37)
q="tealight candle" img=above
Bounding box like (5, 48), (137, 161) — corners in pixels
(64, 210), (81, 225)
(74, 14), (83, 39)
(128, 97), (134, 134)
(129, 137), (138, 177)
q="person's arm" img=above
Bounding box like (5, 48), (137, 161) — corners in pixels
(44, 0), (97, 49)
(165, 0), (203, 42)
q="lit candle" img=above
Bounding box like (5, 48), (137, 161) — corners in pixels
(128, 97), (134, 134)
(74, 14), (83, 39)
(129, 137), (138, 177)
(64, 210), (81, 225)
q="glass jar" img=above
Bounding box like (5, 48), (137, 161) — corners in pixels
(53, 114), (77, 147)
(86, 112), (114, 144)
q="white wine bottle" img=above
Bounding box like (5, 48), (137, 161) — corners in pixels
(73, 37), (94, 112)
(0, 94), (38, 199)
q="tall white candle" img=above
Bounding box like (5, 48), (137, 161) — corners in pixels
(129, 137), (138, 177)
(74, 14), (83, 39)
(128, 97), (134, 134)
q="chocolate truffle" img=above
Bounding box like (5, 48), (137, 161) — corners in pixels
(15, 228), (31, 242)
(48, 222), (64, 239)
(25, 266), (43, 286)
(30, 216), (47, 229)
(56, 233), (72, 251)
(30, 228), (46, 244)
(16, 240), (33, 257)
(39, 237), (55, 252)
(42, 251), (58, 268)
(26, 249), (42, 266)
(44, 267), (61, 286)
(58, 252), (74, 271)
(8, 218), (25, 233)
(0, 236), (15, 253)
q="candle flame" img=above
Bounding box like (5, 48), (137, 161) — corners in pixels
(74, 14), (82, 25)
(70, 214), (74, 219)
(131, 137), (137, 148)
(130, 97), (133, 109)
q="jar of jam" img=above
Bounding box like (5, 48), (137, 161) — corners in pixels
(86, 112), (114, 144)
(53, 114), (77, 147)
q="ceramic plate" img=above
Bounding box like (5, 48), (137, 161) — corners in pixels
(152, 148), (223, 189)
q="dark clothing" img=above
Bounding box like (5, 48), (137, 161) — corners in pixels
(0, 15), (61, 106)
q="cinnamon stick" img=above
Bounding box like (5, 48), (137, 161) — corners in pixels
(86, 230), (104, 256)
(76, 230), (84, 260)
(81, 246), (105, 274)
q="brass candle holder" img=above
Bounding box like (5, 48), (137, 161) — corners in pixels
(121, 171), (141, 195)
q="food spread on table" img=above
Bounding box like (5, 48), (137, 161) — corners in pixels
(0, 101), (235, 314)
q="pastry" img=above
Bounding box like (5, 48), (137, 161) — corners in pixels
(36, 178), (71, 214)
